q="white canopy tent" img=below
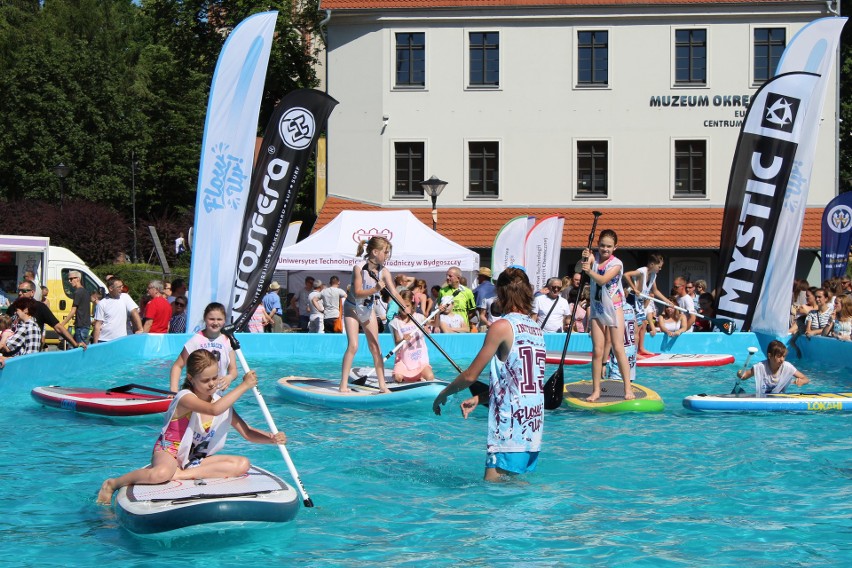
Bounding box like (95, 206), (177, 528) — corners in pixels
(275, 210), (480, 292)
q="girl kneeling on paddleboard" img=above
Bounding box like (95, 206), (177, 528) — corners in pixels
(97, 350), (286, 505)
(432, 267), (546, 482)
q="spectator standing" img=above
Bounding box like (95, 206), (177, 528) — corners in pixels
(168, 278), (187, 305)
(439, 267), (477, 331)
(13, 280), (82, 349)
(169, 296), (188, 333)
(142, 280), (172, 333)
(175, 232), (186, 257)
(321, 275), (347, 333)
(473, 267), (496, 332)
(532, 277), (571, 332)
(61, 270), (91, 345)
(92, 277), (143, 343)
(1, 298), (42, 356)
(290, 276), (315, 331)
(263, 282), (285, 333)
(673, 276), (696, 331)
(308, 280), (325, 333)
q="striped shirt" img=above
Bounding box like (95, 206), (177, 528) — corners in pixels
(805, 306), (834, 331)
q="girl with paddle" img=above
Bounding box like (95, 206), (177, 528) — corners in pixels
(339, 236), (394, 394)
(432, 267), (546, 482)
(389, 290), (435, 383)
(582, 229), (634, 402)
(97, 350), (287, 505)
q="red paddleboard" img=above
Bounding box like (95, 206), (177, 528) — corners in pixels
(545, 351), (735, 367)
(31, 384), (174, 416)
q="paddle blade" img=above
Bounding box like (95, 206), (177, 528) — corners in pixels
(713, 318), (736, 335)
(543, 368), (565, 410)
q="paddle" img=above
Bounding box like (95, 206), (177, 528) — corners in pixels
(635, 292), (736, 335)
(543, 210), (602, 410)
(732, 346), (759, 394)
(106, 384), (176, 396)
(222, 327), (314, 508)
(351, 306), (441, 386)
(368, 270), (487, 396)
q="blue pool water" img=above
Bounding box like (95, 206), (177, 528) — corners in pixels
(0, 333), (850, 566)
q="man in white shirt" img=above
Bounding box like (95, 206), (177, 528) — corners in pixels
(674, 276), (696, 331)
(532, 277), (572, 332)
(92, 277), (143, 343)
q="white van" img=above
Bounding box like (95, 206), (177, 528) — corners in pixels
(0, 235), (105, 345)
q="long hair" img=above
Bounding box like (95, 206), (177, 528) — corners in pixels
(496, 267), (533, 314)
(355, 236), (392, 260)
(182, 350), (220, 391)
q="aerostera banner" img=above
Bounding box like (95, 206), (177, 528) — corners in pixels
(821, 192), (852, 282)
(188, 11), (278, 331)
(714, 71), (820, 332)
(230, 89), (338, 329)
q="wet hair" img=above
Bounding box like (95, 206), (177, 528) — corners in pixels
(648, 253), (663, 265)
(182, 350), (220, 390)
(204, 302), (226, 318)
(9, 297), (37, 316)
(356, 236), (392, 260)
(495, 267), (533, 314)
(598, 229), (618, 245)
(766, 340), (787, 358)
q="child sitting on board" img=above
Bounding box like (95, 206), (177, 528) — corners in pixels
(737, 340), (809, 397)
(97, 350), (286, 505)
(389, 290), (435, 383)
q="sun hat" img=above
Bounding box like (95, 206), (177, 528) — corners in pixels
(478, 267), (492, 278)
(269, 281), (281, 291)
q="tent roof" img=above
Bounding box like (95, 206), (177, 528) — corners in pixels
(276, 210), (480, 272)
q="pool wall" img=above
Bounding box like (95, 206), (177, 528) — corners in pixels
(0, 331), (768, 391)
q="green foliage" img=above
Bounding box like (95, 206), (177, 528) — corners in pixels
(0, 0), (322, 222)
(92, 262), (190, 302)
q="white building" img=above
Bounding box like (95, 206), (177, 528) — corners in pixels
(314, 0), (838, 289)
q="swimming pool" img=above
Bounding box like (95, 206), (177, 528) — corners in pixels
(0, 332), (849, 566)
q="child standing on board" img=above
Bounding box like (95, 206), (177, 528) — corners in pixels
(582, 229), (634, 402)
(623, 253), (669, 357)
(97, 350), (286, 504)
(432, 267), (546, 482)
(339, 236), (396, 393)
(737, 340), (809, 397)
(169, 302), (238, 393)
(389, 290), (435, 383)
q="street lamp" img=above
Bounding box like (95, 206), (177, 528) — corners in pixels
(52, 163), (71, 212)
(420, 175), (447, 231)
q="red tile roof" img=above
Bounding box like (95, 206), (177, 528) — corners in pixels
(321, 0), (787, 10)
(315, 196), (823, 250)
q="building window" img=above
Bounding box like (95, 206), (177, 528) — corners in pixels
(577, 31), (608, 85)
(394, 142), (425, 197)
(675, 29), (706, 84)
(469, 32), (499, 87)
(577, 141), (608, 196)
(674, 140), (706, 197)
(468, 142), (499, 197)
(396, 32), (425, 87)
(754, 28), (785, 83)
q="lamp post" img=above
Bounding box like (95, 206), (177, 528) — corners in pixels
(420, 175), (447, 232)
(131, 152), (138, 263)
(52, 163), (70, 213)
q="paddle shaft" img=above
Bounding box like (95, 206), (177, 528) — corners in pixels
(383, 306), (441, 361)
(732, 347), (759, 394)
(225, 333), (314, 508)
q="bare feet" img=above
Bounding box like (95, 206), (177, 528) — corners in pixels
(586, 390), (601, 403)
(96, 479), (115, 505)
(339, 387), (351, 393)
(624, 387), (636, 400)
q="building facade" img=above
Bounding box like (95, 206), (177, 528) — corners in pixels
(315, 0), (839, 290)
